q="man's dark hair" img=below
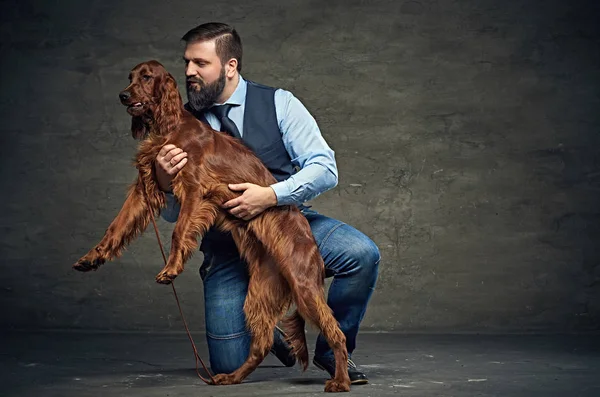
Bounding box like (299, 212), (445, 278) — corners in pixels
(182, 22), (243, 72)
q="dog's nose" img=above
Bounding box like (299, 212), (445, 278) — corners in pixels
(119, 91), (130, 101)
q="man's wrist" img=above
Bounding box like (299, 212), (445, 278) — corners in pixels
(157, 173), (173, 192)
(267, 186), (278, 207)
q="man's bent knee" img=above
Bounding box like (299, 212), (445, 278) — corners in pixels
(207, 330), (251, 373)
(352, 236), (381, 273)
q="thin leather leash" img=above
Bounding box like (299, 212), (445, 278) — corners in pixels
(142, 186), (216, 385)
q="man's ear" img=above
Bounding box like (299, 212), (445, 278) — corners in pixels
(226, 58), (238, 78)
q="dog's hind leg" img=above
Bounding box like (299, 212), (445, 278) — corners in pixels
(155, 194), (219, 284)
(249, 216), (351, 392)
(73, 173), (162, 272)
(210, 233), (290, 385)
(284, 249), (351, 392)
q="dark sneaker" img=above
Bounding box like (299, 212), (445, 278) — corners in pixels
(270, 326), (296, 367)
(313, 356), (369, 385)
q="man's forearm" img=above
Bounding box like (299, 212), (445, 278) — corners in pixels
(270, 162), (338, 206)
(156, 169), (173, 192)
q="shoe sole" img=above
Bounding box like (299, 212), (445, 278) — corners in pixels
(313, 360), (369, 385)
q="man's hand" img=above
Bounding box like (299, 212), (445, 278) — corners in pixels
(223, 183), (278, 221)
(155, 144), (188, 192)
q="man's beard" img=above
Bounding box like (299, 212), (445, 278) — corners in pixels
(186, 67), (226, 112)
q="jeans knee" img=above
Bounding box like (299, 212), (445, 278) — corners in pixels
(207, 331), (250, 374)
(334, 237), (380, 281)
(355, 238), (381, 274)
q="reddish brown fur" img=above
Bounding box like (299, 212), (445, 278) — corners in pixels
(73, 60), (351, 392)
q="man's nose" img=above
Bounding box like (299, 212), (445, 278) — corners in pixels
(119, 91), (130, 101)
(185, 62), (197, 77)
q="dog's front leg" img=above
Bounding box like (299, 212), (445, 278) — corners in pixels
(73, 175), (162, 272)
(155, 195), (218, 284)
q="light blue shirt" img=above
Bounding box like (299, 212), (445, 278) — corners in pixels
(161, 76), (338, 222)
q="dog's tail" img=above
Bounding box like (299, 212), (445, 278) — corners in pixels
(281, 310), (309, 370)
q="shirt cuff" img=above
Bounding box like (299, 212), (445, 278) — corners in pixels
(270, 180), (296, 206)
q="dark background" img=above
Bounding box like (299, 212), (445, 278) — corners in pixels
(1, 0), (599, 334)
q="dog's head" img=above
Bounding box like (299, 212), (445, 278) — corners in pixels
(119, 60), (182, 140)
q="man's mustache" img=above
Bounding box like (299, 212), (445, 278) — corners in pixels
(186, 77), (203, 85)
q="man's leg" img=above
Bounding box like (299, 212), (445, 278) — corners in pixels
(303, 209), (380, 383)
(201, 251), (251, 373)
(200, 249), (295, 373)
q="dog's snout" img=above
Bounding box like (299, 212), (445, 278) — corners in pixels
(119, 91), (130, 101)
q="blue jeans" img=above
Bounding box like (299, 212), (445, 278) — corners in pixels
(199, 208), (380, 373)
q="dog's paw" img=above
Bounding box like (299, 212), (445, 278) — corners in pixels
(155, 265), (182, 284)
(210, 373), (240, 386)
(73, 252), (105, 272)
(324, 379), (351, 393)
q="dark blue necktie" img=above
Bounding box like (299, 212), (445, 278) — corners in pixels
(210, 104), (241, 139)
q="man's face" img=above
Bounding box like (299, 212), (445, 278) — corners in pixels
(183, 40), (226, 111)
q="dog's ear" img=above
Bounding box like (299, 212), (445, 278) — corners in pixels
(153, 71), (183, 134)
(131, 116), (148, 140)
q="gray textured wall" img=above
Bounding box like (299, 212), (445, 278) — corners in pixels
(1, 0), (599, 333)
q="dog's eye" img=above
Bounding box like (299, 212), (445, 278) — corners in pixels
(143, 75), (152, 81)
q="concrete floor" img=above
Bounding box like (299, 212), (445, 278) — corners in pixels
(2, 331), (598, 397)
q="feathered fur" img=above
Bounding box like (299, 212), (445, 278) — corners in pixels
(72, 60), (351, 392)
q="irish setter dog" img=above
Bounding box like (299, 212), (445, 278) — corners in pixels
(72, 60), (350, 392)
